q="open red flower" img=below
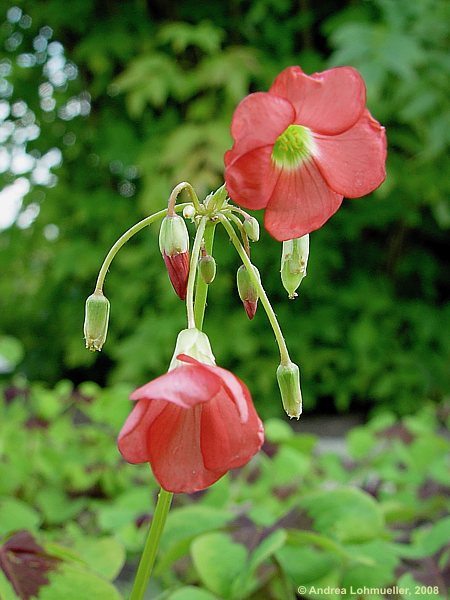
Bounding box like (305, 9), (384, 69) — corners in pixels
(225, 66), (387, 241)
(118, 354), (264, 494)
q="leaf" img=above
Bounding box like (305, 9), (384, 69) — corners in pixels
(300, 488), (385, 543)
(38, 562), (123, 600)
(0, 498), (41, 536)
(0, 336), (24, 373)
(190, 532), (247, 599)
(0, 531), (60, 600)
(71, 537), (126, 581)
(168, 586), (219, 600)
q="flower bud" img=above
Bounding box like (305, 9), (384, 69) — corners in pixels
(198, 254), (216, 284)
(243, 216), (260, 242)
(183, 204), (196, 221)
(276, 361), (302, 419)
(237, 264), (260, 320)
(159, 215), (190, 300)
(280, 234), (309, 299)
(84, 291), (110, 352)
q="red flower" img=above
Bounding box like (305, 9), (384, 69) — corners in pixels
(225, 66), (387, 241)
(118, 354), (264, 493)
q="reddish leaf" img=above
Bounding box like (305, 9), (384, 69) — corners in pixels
(0, 531), (60, 600)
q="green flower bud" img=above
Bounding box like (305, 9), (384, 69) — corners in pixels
(198, 254), (216, 284)
(237, 264), (260, 320)
(243, 216), (260, 242)
(159, 214), (189, 256)
(280, 234), (309, 299)
(84, 291), (110, 352)
(277, 361), (302, 419)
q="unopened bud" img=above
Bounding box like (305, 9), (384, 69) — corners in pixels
(277, 361), (302, 419)
(280, 235), (309, 299)
(198, 254), (216, 284)
(243, 216), (260, 242)
(237, 264), (260, 320)
(159, 215), (190, 299)
(183, 204), (196, 221)
(84, 291), (110, 352)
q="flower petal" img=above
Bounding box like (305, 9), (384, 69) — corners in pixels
(201, 387), (264, 472)
(264, 160), (343, 241)
(225, 145), (280, 210)
(148, 404), (225, 493)
(270, 66), (366, 135)
(178, 354), (249, 422)
(227, 92), (295, 160)
(313, 109), (387, 197)
(130, 364), (221, 408)
(117, 399), (166, 463)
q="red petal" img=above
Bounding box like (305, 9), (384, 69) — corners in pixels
(163, 251), (190, 300)
(227, 92), (295, 160)
(117, 399), (166, 463)
(130, 364), (222, 407)
(148, 404), (226, 493)
(225, 145), (280, 210)
(270, 66), (366, 135)
(313, 109), (387, 197)
(200, 386), (264, 472)
(264, 160), (343, 241)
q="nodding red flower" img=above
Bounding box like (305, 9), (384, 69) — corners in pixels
(225, 66), (387, 241)
(118, 354), (264, 494)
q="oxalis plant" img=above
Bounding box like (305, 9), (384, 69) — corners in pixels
(83, 65), (387, 599)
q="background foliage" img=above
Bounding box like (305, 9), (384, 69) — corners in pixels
(1, 0), (449, 417)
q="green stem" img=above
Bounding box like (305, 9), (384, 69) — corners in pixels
(193, 221), (216, 329)
(167, 181), (202, 215)
(218, 214), (291, 366)
(129, 488), (173, 600)
(186, 216), (208, 329)
(95, 204), (189, 292)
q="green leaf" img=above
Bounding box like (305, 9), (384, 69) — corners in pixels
(72, 537), (126, 581)
(168, 586), (219, 600)
(300, 488), (385, 543)
(0, 336), (24, 373)
(397, 573), (446, 600)
(0, 498), (41, 535)
(275, 544), (339, 585)
(0, 570), (16, 600)
(38, 563), (123, 600)
(190, 532), (247, 599)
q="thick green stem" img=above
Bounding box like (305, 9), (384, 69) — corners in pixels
(186, 216), (207, 329)
(95, 204), (188, 292)
(193, 221), (216, 329)
(218, 214), (291, 366)
(129, 488), (173, 600)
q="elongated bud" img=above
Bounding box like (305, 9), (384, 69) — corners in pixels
(84, 291), (110, 351)
(243, 216), (260, 242)
(281, 235), (309, 299)
(237, 264), (260, 320)
(198, 254), (216, 284)
(159, 215), (190, 299)
(277, 362), (302, 419)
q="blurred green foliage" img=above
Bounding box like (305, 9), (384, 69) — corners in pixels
(1, 381), (448, 597)
(0, 0), (449, 416)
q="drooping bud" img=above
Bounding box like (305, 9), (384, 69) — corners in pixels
(159, 214), (190, 300)
(243, 216), (260, 242)
(280, 234), (309, 299)
(198, 254), (216, 284)
(169, 328), (216, 370)
(277, 361), (302, 419)
(84, 290), (110, 352)
(237, 264), (260, 320)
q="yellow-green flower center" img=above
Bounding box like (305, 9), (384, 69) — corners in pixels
(271, 124), (314, 169)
